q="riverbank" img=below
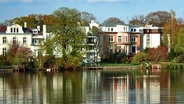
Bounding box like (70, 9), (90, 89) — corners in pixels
(0, 68), (13, 72)
(0, 66), (139, 72)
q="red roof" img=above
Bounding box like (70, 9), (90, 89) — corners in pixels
(0, 25), (7, 32)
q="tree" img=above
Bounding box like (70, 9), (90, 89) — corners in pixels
(177, 18), (184, 26)
(162, 10), (180, 50)
(128, 15), (146, 26)
(147, 46), (168, 63)
(174, 28), (184, 54)
(101, 17), (124, 25)
(145, 11), (171, 27)
(13, 46), (32, 65)
(6, 42), (19, 64)
(11, 15), (38, 28)
(6, 42), (32, 69)
(46, 7), (86, 69)
(131, 52), (148, 65)
(80, 11), (96, 26)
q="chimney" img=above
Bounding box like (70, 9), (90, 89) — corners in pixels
(24, 22), (27, 28)
(43, 25), (46, 41)
(37, 26), (40, 31)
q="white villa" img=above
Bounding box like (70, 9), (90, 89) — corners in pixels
(141, 25), (162, 49)
(0, 22), (48, 57)
(82, 20), (101, 65)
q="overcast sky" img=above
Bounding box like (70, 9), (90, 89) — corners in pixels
(0, 0), (183, 23)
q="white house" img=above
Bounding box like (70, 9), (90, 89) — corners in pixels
(0, 23), (48, 57)
(141, 25), (162, 49)
(82, 20), (101, 65)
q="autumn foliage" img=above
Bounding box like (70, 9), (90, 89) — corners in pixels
(147, 46), (168, 63)
(7, 42), (32, 65)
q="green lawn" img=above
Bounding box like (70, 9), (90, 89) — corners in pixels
(100, 62), (138, 67)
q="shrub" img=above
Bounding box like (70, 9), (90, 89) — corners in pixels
(43, 55), (55, 68)
(174, 53), (184, 63)
(131, 52), (148, 65)
(147, 46), (168, 63)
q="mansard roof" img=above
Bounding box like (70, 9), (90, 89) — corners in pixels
(100, 21), (125, 27)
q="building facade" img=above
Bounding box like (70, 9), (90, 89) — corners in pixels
(0, 23), (48, 57)
(98, 22), (162, 60)
(98, 22), (141, 60)
(141, 25), (162, 49)
(0, 21), (162, 65)
(82, 20), (101, 66)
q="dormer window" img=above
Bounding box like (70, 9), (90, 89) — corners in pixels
(111, 28), (113, 32)
(33, 30), (38, 34)
(131, 29), (133, 32)
(108, 28), (110, 32)
(14, 28), (16, 33)
(10, 27), (19, 33)
(11, 28), (13, 33)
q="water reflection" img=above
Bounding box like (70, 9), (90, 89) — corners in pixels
(0, 69), (184, 104)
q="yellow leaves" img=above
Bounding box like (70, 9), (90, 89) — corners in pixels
(162, 18), (180, 48)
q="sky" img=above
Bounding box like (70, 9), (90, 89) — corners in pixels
(0, 0), (184, 24)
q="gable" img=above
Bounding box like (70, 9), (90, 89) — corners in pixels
(6, 24), (24, 34)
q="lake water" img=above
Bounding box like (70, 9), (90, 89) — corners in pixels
(0, 69), (184, 104)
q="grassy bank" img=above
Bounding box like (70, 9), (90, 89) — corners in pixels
(160, 62), (184, 69)
(100, 62), (139, 70)
(100, 62), (137, 67)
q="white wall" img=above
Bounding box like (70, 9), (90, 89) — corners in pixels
(150, 34), (160, 48)
(143, 34), (160, 49)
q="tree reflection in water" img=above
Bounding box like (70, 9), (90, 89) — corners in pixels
(0, 69), (184, 104)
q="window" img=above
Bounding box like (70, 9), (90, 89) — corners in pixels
(124, 46), (128, 55)
(132, 36), (136, 42)
(32, 39), (37, 45)
(131, 29), (133, 32)
(124, 35), (128, 42)
(131, 46), (137, 54)
(23, 37), (26, 44)
(117, 46), (121, 53)
(13, 37), (16, 43)
(34, 49), (37, 57)
(14, 28), (16, 33)
(3, 37), (6, 44)
(147, 29), (150, 33)
(33, 30), (38, 34)
(118, 36), (122, 43)
(3, 48), (6, 56)
(111, 28), (113, 32)
(146, 34), (150, 48)
(17, 28), (19, 33)
(134, 29), (136, 32)
(11, 28), (13, 33)
(109, 36), (114, 42)
(108, 28), (110, 32)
